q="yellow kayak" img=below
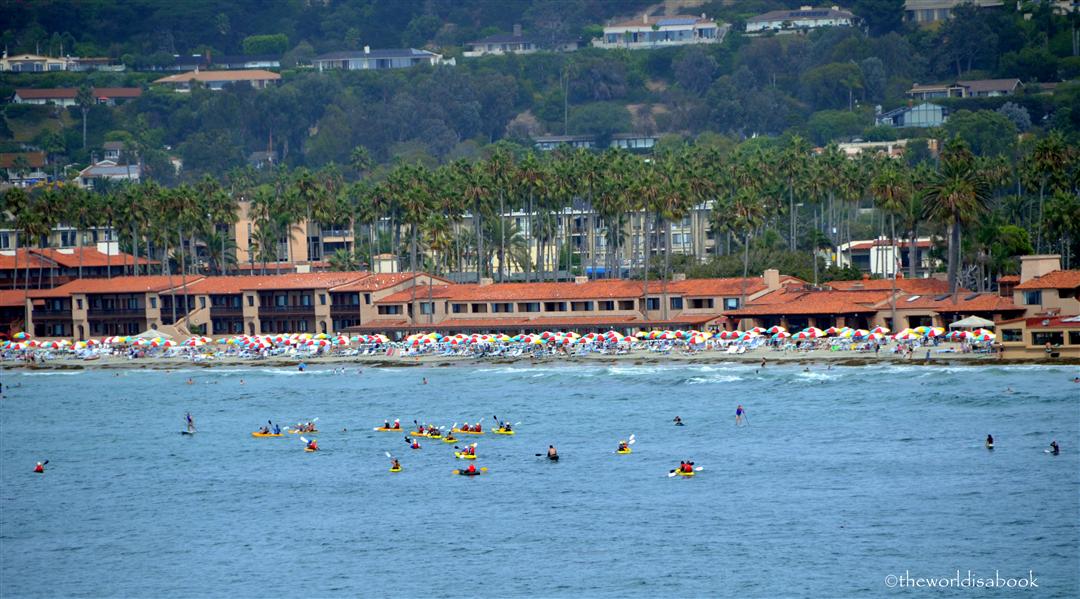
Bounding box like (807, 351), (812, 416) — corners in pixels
(451, 429), (484, 435)
(251, 432), (283, 437)
(442, 437), (458, 444)
(304, 448), (317, 452)
(676, 470), (695, 477)
(492, 428), (515, 436)
(454, 452), (477, 460)
(389, 467), (402, 473)
(288, 429), (318, 435)
(409, 431), (432, 438)
(616, 448), (632, 454)
(374, 427), (402, 432)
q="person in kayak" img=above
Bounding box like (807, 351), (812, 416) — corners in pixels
(681, 462), (694, 473)
(406, 436), (421, 449)
(258, 425), (270, 434)
(617, 440), (629, 452)
(1050, 440), (1060, 455)
(735, 405), (746, 426)
(466, 463), (477, 475)
(393, 419), (401, 429)
(445, 433), (457, 443)
(466, 445), (476, 456)
(185, 412), (195, 433)
(985, 434), (994, 449)
(500, 422), (512, 432)
(548, 445), (558, 460)
(673, 416), (683, 426)
(34, 461), (44, 473)
(272, 423), (281, 435)
(391, 458), (401, 470)
(383, 420), (391, 429)
(473, 422), (483, 432)
(306, 439), (318, 451)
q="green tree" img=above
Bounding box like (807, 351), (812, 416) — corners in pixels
(242, 33), (289, 55)
(75, 84), (94, 150)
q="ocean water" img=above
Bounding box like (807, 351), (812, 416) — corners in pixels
(1, 363), (1078, 598)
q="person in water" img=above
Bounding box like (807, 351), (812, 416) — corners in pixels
(298, 362), (306, 372)
(673, 416), (683, 426)
(185, 412), (195, 433)
(547, 445), (558, 459)
(1050, 440), (1060, 455)
(422, 377), (428, 385)
(306, 439), (318, 451)
(735, 405), (745, 426)
(986, 434), (994, 449)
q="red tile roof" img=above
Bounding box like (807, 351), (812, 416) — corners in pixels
(996, 314), (1080, 328)
(32, 247), (156, 268)
(374, 277), (785, 304)
(331, 272), (449, 292)
(180, 272), (369, 294)
(727, 290), (893, 316)
(998, 275), (1019, 284)
(153, 70), (280, 84)
(847, 239), (932, 251)
(827, 277), (954, 294)
(1015, 270), (1080, 290)
(30, 276), (200, 298)
(899, 293), (1023, 313)
(0, 250), (51, 270)
(0, 290), (26, 307)
(14, 87), (141, 100)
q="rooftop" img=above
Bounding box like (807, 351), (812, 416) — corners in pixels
(607, 14), (717, 28)
(0, 290), (26, 307)
(997, 314), (1080, 329)
(179, 272), (369, 294)
(1015, 270), (1080, 290)
(827, 277), (953, 294)
(15, 87), (142, 100)
(152, 70), (281, 84)
(726, 290), (893, 316)
(0, 151), (47, 169)
(30, 276), (194, 298)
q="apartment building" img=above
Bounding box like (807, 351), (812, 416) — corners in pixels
(1012, 255), (1080, 318)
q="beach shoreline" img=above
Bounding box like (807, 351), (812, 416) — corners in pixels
(5, 350), (1077, 370)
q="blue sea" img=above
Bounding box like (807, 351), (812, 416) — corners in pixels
(1, 363), (1078, 598)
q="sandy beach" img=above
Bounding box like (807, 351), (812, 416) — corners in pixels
(5, 345), (1075, 370)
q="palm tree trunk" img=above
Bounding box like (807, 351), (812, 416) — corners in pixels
(889, 214), (897, 330)
(178, 227), (190, 330)
(740, 232), (751, 310)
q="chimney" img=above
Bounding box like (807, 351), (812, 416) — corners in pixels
(574, 275), (589, 284)
(513, 23), (522, 37)
(672, 273), (687, 282)
(479, 277), (494, 286)
(642, 13), (648, 24)
(364, 45), (370, 54)
(763, 269), (780, 291)
(1019, 254), (1062, 283)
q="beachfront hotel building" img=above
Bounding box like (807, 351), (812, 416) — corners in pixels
(7, 255), (1078, 357)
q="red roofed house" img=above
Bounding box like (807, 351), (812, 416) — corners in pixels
(1012, 255), (1080, 318)
(12, 87), (142, 107)
(356, 270), (794, 335)
(0, 151), (48, 186)
(996, 314), (1080, 358)
(28, 275), (198, 339)
(0, 246), (155, 290)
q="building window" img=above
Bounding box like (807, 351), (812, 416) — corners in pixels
(544, 301), (567, 312)
(519, 302), (540, 313)
(598, 301), (614, 311)
(76, 298), (83, 310)
(364, 293), (371, 304)
(492, 303), (513, 313)
(1069, 331), (1080, 345)
(301, 294), (312, 307)
(298, 320), (308, 332)
(1031, 331), (1064, 346)
(199, 297), (206, 309)
(378, 305), (403, 315)
(420, 302), (434, 315)
(248, 295), (255, 307)
(1023, 291), (1042, 305)
(723, 298), (738, 310)
(646, 298), (660, 310)
(452, 303), (467, 314)
(471, 303), (488, 313)
(1001, 328), (1022, 342)
(319, 294), (326, 305)
(571, 301), (594, 312)
(670, 297), (683, 310)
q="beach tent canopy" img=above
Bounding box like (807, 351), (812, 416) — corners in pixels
(948, 316), (995, 329)
(133, 329), (173, 339)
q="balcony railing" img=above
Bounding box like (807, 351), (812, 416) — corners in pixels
(88, 307), (144, 316)
(259, 305), (316, 314)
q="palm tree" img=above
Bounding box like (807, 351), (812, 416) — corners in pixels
(1023, 131), (1072, 253)
(922, 138), (994, 295)
(75, 84), (94, 149)
(730, 187), (766, 309)
(870, 159), (913, 329)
